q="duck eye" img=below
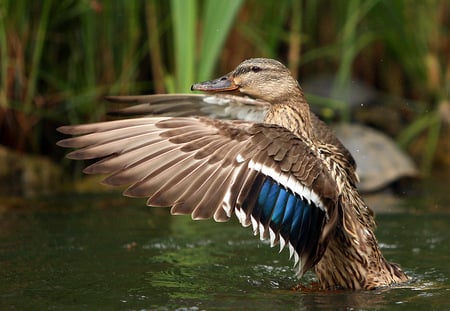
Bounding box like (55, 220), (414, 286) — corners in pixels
(250, 66), (261, 72)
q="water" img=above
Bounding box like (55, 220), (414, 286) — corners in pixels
(1, 178), (449, 310)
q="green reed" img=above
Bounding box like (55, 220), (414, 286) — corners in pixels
(0, 0), (447, 173)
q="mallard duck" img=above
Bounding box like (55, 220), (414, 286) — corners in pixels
(57, 58), (408, 290)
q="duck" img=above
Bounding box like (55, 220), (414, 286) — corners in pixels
(57, 58), (408, 290)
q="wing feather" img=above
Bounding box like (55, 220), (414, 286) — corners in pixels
(58, 115), (339, 275)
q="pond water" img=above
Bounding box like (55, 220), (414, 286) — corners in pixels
(1, 176), (449, 310)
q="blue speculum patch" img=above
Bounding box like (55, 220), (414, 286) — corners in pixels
(249, 177), (325, 257)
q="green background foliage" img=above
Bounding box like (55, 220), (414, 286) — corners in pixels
(0, 0), (448, 173)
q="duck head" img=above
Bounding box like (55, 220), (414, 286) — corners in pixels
(191, 58), (302, 103)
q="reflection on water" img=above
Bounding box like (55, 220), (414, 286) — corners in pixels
(0, 179), (449, 310)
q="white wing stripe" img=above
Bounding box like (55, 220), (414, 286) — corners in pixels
(247, 161), (325, 212)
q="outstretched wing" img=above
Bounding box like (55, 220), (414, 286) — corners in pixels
(57, 116), (339, 276)
(107, 94), (357, 184)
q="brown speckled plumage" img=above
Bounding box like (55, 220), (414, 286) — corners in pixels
(58, 58), (408, 290)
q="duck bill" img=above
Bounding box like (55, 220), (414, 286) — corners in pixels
(191, 74), (238, 92)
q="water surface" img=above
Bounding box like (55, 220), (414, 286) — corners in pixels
(1, 178), (449, 310)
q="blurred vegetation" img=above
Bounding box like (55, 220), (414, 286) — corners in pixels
(0, 0), (448, 174)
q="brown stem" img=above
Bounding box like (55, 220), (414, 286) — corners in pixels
(145, 1), (166, 94)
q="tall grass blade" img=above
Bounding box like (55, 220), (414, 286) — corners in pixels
(197, 0), (243, 81)
(145, 1), (166, 94)
(332, 0), (379, 120)
(171, 0), (197, 92)
(24, 0), (52, 114)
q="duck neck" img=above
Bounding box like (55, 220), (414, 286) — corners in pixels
(264, 91), (314, 140)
